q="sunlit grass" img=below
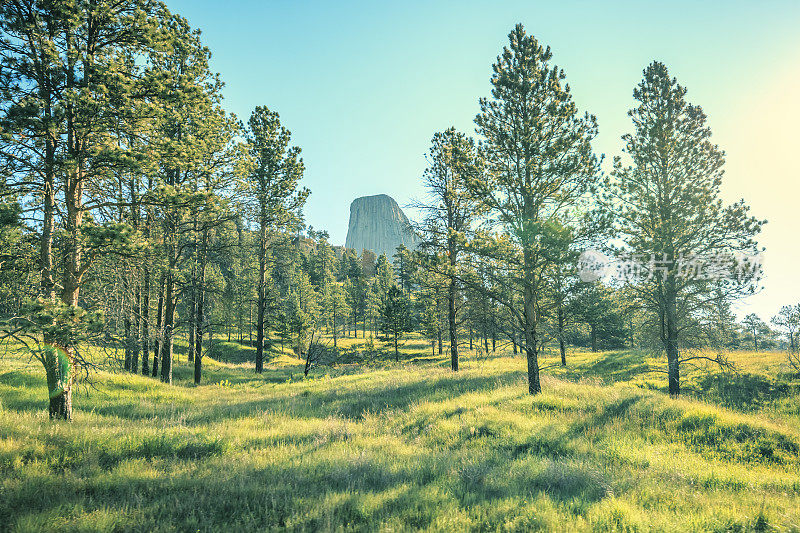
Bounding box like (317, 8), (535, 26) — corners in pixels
(1, 336), (799, 531)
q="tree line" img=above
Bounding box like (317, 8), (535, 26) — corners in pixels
(0, 4), (788, 422)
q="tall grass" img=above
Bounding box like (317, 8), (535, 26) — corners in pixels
(1, 339), (798, 531)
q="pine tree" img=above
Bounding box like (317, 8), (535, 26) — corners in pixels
(150, 16), (228, 385)
(469, 24), (600, 394)
(0, 0), (174, 417)
(605, 61), (764, 396)
(416, 128), (481, 371)
(742, 314), (767, 351)
(379, 286), (413, 360)
(243, 106), (308, 373)
(772, 305), (800, 353)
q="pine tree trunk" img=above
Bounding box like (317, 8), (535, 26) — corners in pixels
(124, 302), (132, 371)
(665, 291), (680, 397)
(141, 264), (150, 376)
(194, 231), (207, 385)
(152, 272), (165, 378)
(55, 129), (84, 417)
(160, 272), (175, 384)
(558, 306), (566, 366)
(40, 121), (56, 302)
(188, 218), (198, 363)
(44, 343), (73, 421)
(140, 183), (152, 375)
(629, 318), (635, 348)
(332, 306), (338, 347)
(132, 282), (140, 373)
(129, 178), (140, 374)
(255, 221), (267, 374)
(49, 389), (72, 420)
(188, 277), (196, 363)
(448, 282), (459, 371)
(123, 254), (132, 371)
(525, 343), (541, 395)
(522, 253), (541, 395)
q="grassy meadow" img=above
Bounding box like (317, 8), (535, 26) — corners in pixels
(1, 336), (799, 532)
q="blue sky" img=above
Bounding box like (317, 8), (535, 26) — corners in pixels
(165, 0), (800, 321)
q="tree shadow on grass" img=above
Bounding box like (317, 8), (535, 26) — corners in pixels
(206, 341), (257, 365)
(566, 395), (642, 437)
(1, 450), (443, 531)
(1, 433), (611, 531)
(506, 395), (643, 462)
(0, 370), (48, 413)
(172, 369), (526, 424)
(559, 350), (653, 385)
(689, 372), (796, 411)
(0, 370), (41, 389)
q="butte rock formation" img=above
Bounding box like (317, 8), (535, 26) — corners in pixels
(344, 194), (419, 259)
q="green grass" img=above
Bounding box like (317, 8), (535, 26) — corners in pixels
(1, 337), (799, 532)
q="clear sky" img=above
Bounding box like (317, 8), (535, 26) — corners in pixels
(165, 0), (800, 322)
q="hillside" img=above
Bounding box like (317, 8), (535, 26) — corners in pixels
(1, 341), (798, 532)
